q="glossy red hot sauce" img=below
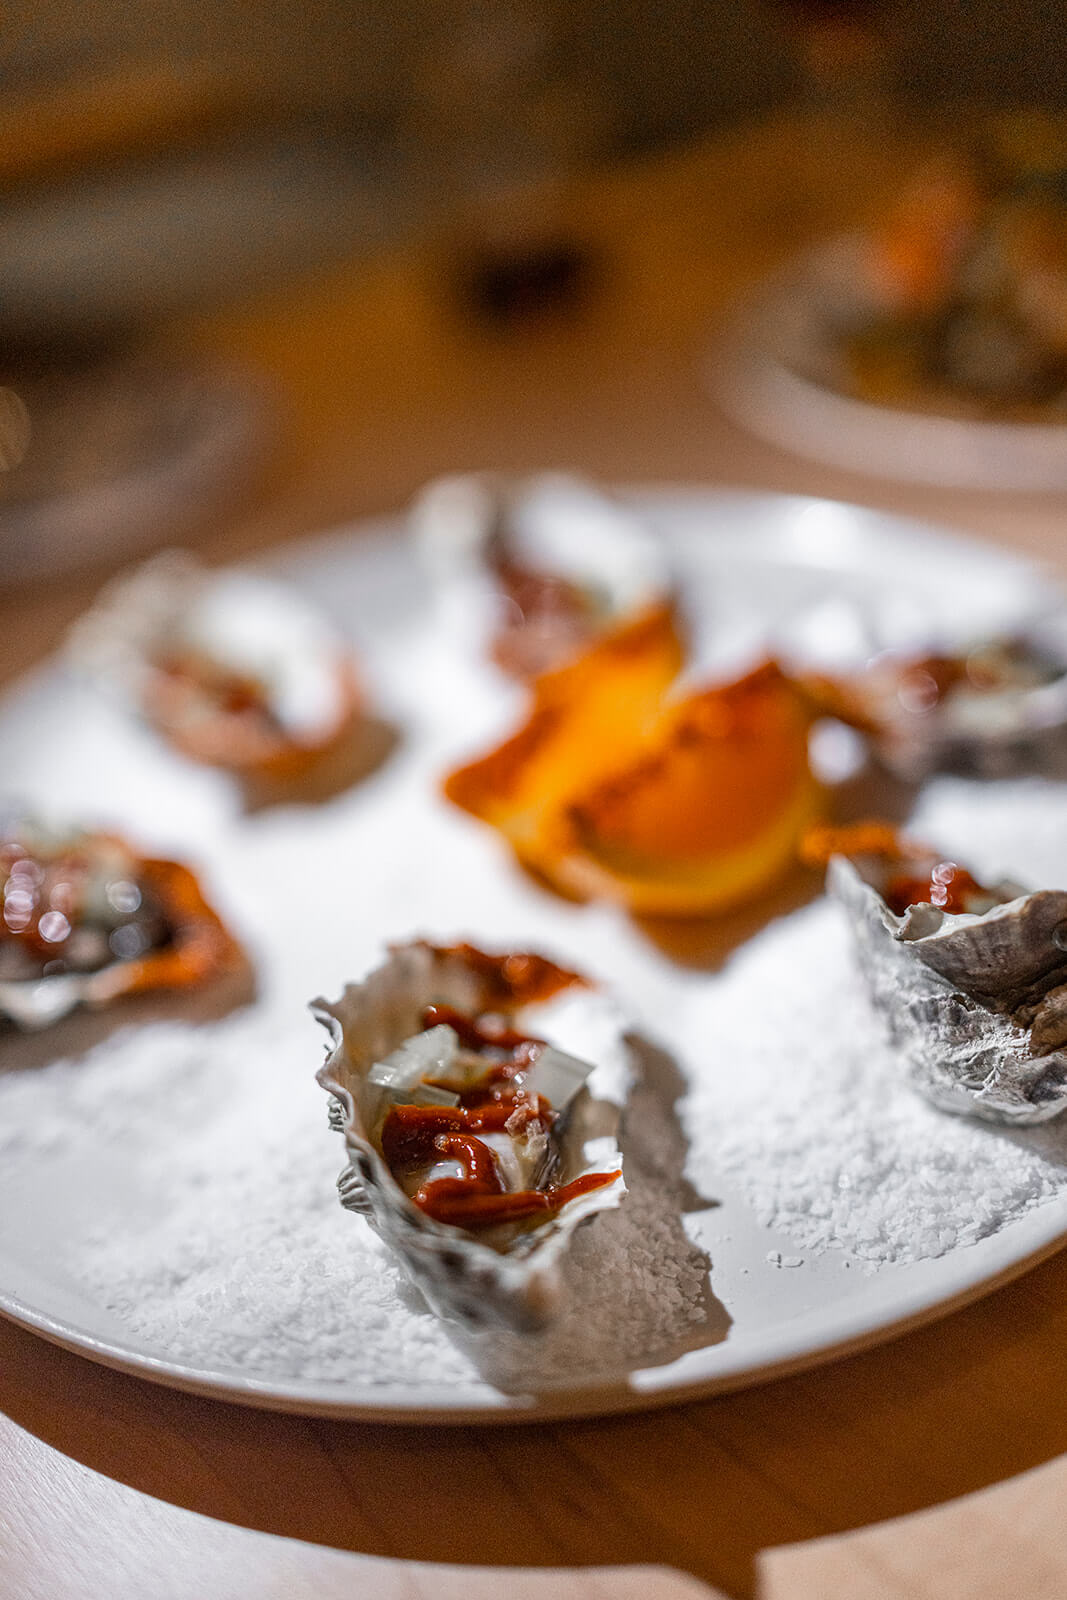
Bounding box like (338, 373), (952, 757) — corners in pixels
(883, 860), (987, 917)
(380, 999), (619, 1228)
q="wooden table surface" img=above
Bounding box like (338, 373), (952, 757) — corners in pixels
(5, 108), (1067, 1600)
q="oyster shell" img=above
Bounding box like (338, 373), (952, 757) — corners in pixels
(412, 471), (673, 679)
(798, 626), (1067, 781)
(313, 941), (630, 1331)
(0, 815), (243, 1029)
(820, 825), (1067, 1123)
(67, 551), (362, 778)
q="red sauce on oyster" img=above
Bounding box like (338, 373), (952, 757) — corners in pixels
(803, 821), (997, 917)
(422, 943), (588, 1009)
(379, 997), (618, 1228)
(489, 553), (602, 680)
(883, 861), (988, 917)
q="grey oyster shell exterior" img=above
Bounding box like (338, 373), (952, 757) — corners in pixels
(872, 635), (1067, 783)
(829, 853), (1067, 1123)
(312, 942), (630, 1332)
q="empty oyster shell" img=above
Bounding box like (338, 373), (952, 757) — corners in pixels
(313, 941), (630, 1331)
(816, 823), (1067, 1123)
(67, 551), (362, 778)
(798, 627), (1067, 780)
(412, 471), (674, 679)
(0, 815), (243, 1030)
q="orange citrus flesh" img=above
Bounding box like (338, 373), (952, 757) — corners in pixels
(443, 602), (685, 866)
(550, 662), (821, 916)
(447, 637), (822, 918)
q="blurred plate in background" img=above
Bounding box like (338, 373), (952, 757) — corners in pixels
(709, 237), (1067, 492)
(0, 356), (270, 587)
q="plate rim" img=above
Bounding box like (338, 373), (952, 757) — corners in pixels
(3, 1196), (1066, 1424)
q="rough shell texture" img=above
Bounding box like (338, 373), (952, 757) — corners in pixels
(312, 942), (630, 1332)
(878, 670), (1067, 781)
(829, 852), (1067, 1123)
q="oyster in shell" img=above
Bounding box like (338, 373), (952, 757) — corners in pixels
(412, 471), (674, 679)
(313, 941), (630, 1331)
(811, 822), (1067, 1123)
(798, 627), (1067, 780)
(0, 815), (243, 1029)
(67, 551), (362, 779)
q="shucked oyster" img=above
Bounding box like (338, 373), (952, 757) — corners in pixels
(68, 551), (362, 779)
(808, 822), (1067, 1123)
(798, 628), (1067, 781)
(313, 941), (630, 1331)
(0, 815), (243, 1029)
(412, 471), (673, 679)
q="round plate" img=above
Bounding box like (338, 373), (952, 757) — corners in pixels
(709, 240), (1067, 491)
(2, 488), (1066, 1423)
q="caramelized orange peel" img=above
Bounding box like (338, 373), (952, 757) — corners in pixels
(446, 620), (822, 917)
(551, 662), (821, 915)
(800, 820), (911, 870)
(444, 602), (686, 867)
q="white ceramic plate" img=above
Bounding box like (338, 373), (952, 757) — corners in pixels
(709, 240), (1067, 491)
(2, 488), (1067, 1424)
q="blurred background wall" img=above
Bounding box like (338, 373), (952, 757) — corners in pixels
(5, 0), (1065, 341)
(3, 0), (1067, 587)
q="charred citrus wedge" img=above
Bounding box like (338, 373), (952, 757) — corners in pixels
(446, 637), (821, 918)
(547, 662), (821, 915)
(444, 602), (685, 870)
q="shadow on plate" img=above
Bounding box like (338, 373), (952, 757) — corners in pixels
(827, 754), (921, 830)
(982, 1111), (1067, 1177)
(239, 715), (400, 813)
(446, 1032), (730, 1401)
(635, 862), (824, 973)
(0, 954), (256, 1075)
